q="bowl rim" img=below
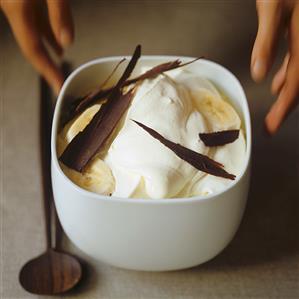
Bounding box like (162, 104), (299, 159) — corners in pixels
(51, 55), (252, 205)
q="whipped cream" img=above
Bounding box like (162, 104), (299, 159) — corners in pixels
(58, 68), (246, 199)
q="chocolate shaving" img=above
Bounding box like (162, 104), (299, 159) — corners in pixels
(125, 57), (202, 86)
(199, 130), (239, 146)
(133, 120), (235, 180)
(62, 59), (126, 126)
(59, 45), (141, 171)
(75, 58), (126, 114)
(60, 89), (135, 172)
(68, 56), (203, 121)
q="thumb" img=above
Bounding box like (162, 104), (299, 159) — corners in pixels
(251, 1), (283, 82)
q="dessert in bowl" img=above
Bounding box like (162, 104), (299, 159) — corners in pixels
(51, 46), (251, 271)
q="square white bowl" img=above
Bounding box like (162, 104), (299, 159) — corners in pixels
(51, 56), (251, 271)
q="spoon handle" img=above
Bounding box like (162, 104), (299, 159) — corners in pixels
(53, 61), (72, 251)
(39, 76), (53, 250)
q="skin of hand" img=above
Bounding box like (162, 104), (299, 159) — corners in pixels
(0, 0), (74, 95)
(251, 0), (299, 135)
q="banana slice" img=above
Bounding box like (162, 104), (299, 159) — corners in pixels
(58, 103), (115, 195)
(66, 103), (102, 143)
(61, 159), (115, 195)
(193, 91), (241, 131)
(57, 104), (101, 155)
(169, 70), (241, 131)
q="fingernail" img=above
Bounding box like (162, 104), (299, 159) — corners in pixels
(263, 125), (271, 138)
(264, 109), (280, 136)
(263, 116), (274, 137)
(60, 29), (72, 49)
(252, 59), (266, 82)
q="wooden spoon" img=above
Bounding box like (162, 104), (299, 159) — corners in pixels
(19, 75), (82, 295)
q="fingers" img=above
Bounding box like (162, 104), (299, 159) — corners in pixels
(265, 4), (299, 134)
(265, 58), (299, 134)
(2, 1), (64, 93)
(251, 1), (283, 82)
(271, 53), (289, 95)
(39, 11), (63, 56)
(46, 0), (74, 49)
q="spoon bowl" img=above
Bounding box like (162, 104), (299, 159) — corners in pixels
(19, 249), (82, 295)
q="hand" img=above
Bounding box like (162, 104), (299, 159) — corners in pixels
(251, 0), (299, 134)
(0, 0), (74, 94)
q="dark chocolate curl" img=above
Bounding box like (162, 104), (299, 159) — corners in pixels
(133, 120), (235, 180)
(59, 45), (141, 171)
(60, 89), (135, 172)
(62, 59), (126, 126)
(75, 58), (127, 114)
(125, 57), (202, 85)
(68, 56), (202, 121)
(199, 130), (239, 146)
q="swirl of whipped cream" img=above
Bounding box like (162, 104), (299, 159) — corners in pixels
(58, 69), (246, 199)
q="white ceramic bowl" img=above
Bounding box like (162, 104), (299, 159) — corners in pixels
(51, 56), (251, 271)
